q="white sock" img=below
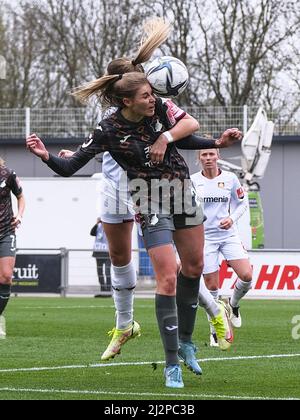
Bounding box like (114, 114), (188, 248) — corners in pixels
(111, 261), (137, 330)
(199, 279), (220, 319)
(231, 279), (252, 308)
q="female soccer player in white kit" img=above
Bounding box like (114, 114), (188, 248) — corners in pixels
(58, 18), (175, 359)
(191, 149), (253, 344)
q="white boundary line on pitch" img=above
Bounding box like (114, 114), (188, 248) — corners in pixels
(0, 387), (299, 400)
(0, 353), (300, 374)
(21, 305), (153, 310)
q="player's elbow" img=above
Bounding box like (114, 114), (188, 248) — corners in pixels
(190, 117), (200, 132)
(184, 114), (200, 133)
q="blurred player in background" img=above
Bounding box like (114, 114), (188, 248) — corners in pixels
(0, 156), (25, 339)
(90, 218), (112, 297)
(191, 149), (253, 346)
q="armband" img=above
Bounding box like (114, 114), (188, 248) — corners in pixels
(163, 131), (174, 143)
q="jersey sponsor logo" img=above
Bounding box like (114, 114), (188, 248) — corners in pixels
(201, 196), (229, 203)
(218, 182), (225, 189)
(120, 135), (131, 144)
(237, 187), (245, 199)
(144, 146), (155, 168)
(154, 120), (163, 132)
(149, 214), (159, 226)
(150, 119), (163, 132)
(81, 133), (94, 149)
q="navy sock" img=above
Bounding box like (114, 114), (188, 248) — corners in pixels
(0, 284), (11, 316)
(155, 294), (179, 366)
(176, 272), (200, 343)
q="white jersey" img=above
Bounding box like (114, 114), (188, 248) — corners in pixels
(102, 151), (127, 190)
(101, 107), (127, 191)
(191, 170), (248, 241)
(100, 109), (134, 223)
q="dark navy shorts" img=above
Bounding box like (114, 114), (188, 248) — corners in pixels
(139, 207), (205, 250)
(0, 234), (17, 257)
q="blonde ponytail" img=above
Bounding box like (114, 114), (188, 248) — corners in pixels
(71, 17), (171, 104)
(132, 17), (171, 65)
(72, 72), (149, 107)
(71, 74), (121, 104)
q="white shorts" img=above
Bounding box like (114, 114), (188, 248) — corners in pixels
(203, 234), (248, 274)
(99, 178), (134, 224)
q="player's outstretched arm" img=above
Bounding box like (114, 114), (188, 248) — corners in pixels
(176, 134), (216, 150)
(215, 128), (243, 148)
(58, 149), (75, 158)
(150, 114), (199, 163)
(26, 134), (93, 177)
(26, 134), (49, 161)
(176, 128), (243, 150)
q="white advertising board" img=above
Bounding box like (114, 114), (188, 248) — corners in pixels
(219, 251), (300, 298)
(14, 177), (100, 249)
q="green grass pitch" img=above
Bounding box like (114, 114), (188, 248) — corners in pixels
(0, 297), (300, 400)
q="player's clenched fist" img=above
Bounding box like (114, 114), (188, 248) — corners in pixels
(215, 128), (243, 148)
(26, 134), (49, 161)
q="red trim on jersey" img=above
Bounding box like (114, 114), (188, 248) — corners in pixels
(165, 100), (186, 126)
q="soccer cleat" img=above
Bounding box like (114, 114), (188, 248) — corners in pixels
(178, 342), (202, 375)
(101, 321), (141, 361)
(164, 364), (184, 388)
(210, 301), (234, 351)
(210, 332), (219, 347)
(0, 315), (6, 339)
(229, 299), (242, 328)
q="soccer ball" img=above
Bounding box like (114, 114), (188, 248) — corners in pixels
(145, 56), (189, 98)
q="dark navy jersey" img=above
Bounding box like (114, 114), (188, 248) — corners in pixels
(47, 98), (188, 171)
(93, 99), (190, 184)
(0, 166), (23, 238)
(46, 98), (216, 178)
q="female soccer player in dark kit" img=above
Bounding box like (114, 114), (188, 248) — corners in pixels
(26, 72), (241, 388)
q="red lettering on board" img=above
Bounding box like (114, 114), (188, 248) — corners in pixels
(255, 265), (280, 290)
(278, 266), (300, 290)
